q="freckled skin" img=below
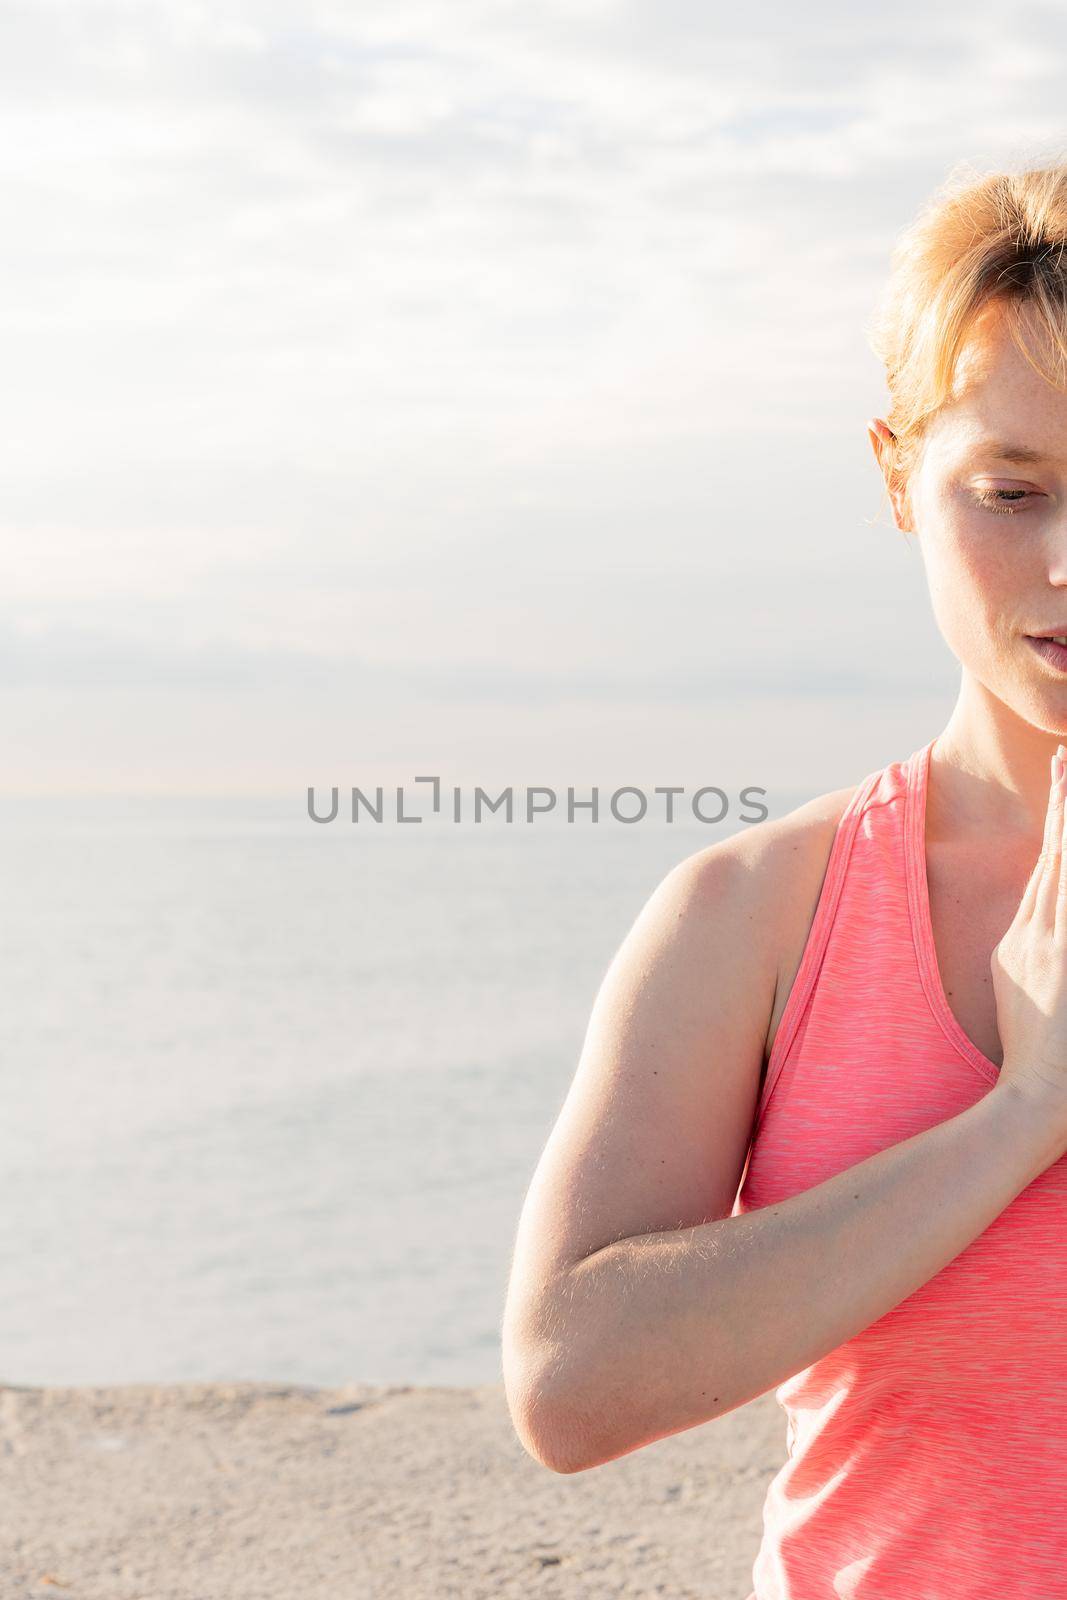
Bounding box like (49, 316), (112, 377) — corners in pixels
(867, 298), (1067, 1081)
(873, 300), (1067, 792)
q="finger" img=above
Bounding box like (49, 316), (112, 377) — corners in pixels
(1032, 746), (1065, 921)
(1035, 746), (1067, 928)
(1055, 745), (1067, 943)
(1025, 748), (1065, 925)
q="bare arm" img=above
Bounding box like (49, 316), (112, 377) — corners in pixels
(538, 1080), (1064, 1472)
(501, 809), (806, 1472)
(502, 751), (1067, 1475)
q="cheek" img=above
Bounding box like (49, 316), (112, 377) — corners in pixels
(921, 523), (1016, 646)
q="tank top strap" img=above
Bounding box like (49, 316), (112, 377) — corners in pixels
(753, 746), (930, 1131)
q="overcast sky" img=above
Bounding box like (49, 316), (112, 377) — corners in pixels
(7, 1), (1067, 796)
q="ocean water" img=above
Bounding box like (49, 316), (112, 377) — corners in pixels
(1, 788), (807, 1389)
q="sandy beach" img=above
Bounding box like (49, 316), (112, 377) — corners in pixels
(0, 1380), (784, 1598)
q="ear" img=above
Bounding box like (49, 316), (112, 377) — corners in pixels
(867, 417), (913, 533)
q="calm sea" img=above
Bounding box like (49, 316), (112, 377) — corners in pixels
(1, 788), (808, 1389)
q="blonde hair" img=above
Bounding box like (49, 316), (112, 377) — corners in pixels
(867, 155), (1067, 525)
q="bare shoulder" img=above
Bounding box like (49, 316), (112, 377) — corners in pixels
(671, 780), (862, 1056)
(674, 780), (859, 884)
(669, 781), (861, 954)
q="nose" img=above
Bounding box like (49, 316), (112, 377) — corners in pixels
(1046, 529), (1067, 586)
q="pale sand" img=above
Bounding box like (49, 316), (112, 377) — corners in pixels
(0, 1381), (784, 1599)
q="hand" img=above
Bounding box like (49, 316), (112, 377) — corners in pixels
(991, 743), (1067, 1123)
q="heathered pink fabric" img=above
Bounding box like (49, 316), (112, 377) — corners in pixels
(732, 737), (1067, 1600)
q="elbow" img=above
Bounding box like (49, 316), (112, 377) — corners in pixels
(503, 1349), (603, 1475)
(509, 1399), (601, 1475)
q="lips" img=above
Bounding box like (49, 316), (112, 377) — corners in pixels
(1027, 635), (1067, 672)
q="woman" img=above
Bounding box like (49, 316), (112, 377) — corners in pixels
(501, 158), (1067, 1597)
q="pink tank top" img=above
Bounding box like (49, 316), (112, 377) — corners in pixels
(733, 737), (1067, 1600)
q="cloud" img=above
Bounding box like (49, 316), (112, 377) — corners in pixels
(1, 0), (1056, 786)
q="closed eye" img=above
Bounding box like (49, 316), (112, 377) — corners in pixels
(970, 486), (1038, 516)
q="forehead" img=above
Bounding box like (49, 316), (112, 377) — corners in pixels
(926, 300), (1067, 465)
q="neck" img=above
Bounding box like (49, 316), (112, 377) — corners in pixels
(931, 673), (1064, 841)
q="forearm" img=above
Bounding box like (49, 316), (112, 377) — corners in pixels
(543, 1080), (1066, 1472)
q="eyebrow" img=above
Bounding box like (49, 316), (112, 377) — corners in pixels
(967, 438), (1055, 465)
